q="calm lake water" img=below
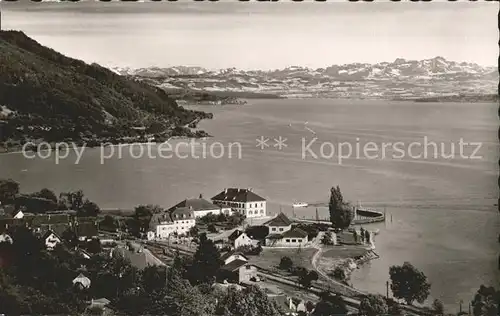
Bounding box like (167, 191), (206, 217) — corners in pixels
(0, 99), (498, 311)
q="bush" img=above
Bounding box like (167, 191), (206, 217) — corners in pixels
(278, 256), (293, 271)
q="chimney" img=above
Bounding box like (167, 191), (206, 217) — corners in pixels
(224, 188), (227, 194)
(199, 193), (203, 199)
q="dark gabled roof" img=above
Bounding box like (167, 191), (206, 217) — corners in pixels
(220, 259), (248, 272)
(112, 246), (166, 270)
(149, 213), (173, 231)
(281, 227), (308, 238)
(221, 250), (249, 262)
(39, 223), (70, 237)
(75, 222), (98, 238)
(42, 229), (62, 241)
(228, 229), (244, 241)
(170, 207), (194, 220)
(1, 205), (18, 218)
(263, 213), (292, 227)
(24, 214), (72, 226)
(212, 188), (265, 203)
(0, 218), (24, 234)
(168, 198), (220, 213)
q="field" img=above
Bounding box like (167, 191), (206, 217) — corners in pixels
(248, 247), (317, 271)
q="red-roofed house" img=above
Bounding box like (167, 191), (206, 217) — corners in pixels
(212, 188), (267, 218)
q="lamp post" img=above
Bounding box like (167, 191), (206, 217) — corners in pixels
(386, 280), (389, 298)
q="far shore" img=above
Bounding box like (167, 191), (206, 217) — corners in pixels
(0, 135), (210, 157)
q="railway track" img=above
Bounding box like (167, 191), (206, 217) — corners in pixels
(142, 240), (431, 316)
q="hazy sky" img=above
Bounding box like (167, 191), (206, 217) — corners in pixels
(2, 1), (498, 70)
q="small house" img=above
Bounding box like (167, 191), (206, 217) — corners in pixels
(228, 230), (254, 249)
(43, 229), (62, 250)
(221, 250), (249, 265)
(219, 260), (258, 284)
(73, 273), (91, 290)
(263, 212), (292, 234)
(265, 227), (308, 248)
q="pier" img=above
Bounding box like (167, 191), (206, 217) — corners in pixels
(291, 204), (386, 225)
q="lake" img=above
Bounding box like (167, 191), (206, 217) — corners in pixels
(0, 99), (498, 311)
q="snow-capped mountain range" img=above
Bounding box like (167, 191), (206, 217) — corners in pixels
(113, 57), (497, 99)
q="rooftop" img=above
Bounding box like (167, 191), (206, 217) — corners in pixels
(281, 227), (308, 238)
(112, 245), (166, 270)
(168, 197), (220, 213)
(212, 188), (265, 203)
(220, 259), (249, 272)
(263, 213), (292, 227)
(221, 250), (249, 262)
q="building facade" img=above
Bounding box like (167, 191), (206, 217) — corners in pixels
(265, 227), (308, 248)
(212, 188), (267, 218)
(263, 213), (292, 234)
(148, 206), (196, 240)
(168, 196), (230, 219)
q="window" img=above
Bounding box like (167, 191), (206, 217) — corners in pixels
(260, 210), (264, 214)
(285, 239), (290, 242)
(261, 203), (263, 207)
(279, 228), (284, 232)
(272, 228), (276, 231)
(291, 239), (296, 243)
(249, 210), (253, 215)
(246, 265), (251, 270)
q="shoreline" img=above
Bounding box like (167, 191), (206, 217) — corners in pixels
(0, 135), (210, 157)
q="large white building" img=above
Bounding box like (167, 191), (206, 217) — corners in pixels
(211, 188), (267, 218)
(147, 206), (196, 240)
(168, 195), (231, 218)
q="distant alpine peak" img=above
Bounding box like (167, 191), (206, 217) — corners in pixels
(111, 56), (494, 81)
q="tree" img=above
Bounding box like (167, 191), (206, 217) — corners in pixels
(359, 294), (388, 316)
(432, 299), (444, 315)
(164, 262), (215, 316)
(321, 233), (333, 246)
(86, 238), (102, 254)
(188, 226), (199, 237)
(386, 298), (403, 316)
(278, 256), (293, 271)
(59, 190), (85, 210)
(299, 270), (319, 288)
(472, 285), (499, 316)
(215, 285), (284, 316)
(189, 233), (222, 285)
(305, 301), (315, 314)
(331, 267), (347, 283)
(312, 292), (348, 316)
(389, 262), (431, 305)
(0, 178), (19, 204)
(328, 186), (354, 231)
(207, 224), (217, 233)
(245, 225), (269, 240)
(364, 230), (370, 243)
(141, 265), (167, 293)
(80, 200), (100, 217)
(134, 204), (163, 218)
(100, 215), (117, 232)
(35, 188), (58, 202)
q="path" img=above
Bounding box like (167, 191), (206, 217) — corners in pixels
(310, 232), (366, 297)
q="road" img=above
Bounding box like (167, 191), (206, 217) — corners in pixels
(143, 240), (431, 316)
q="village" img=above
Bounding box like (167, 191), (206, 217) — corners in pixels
(0, 182), (434, 316)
